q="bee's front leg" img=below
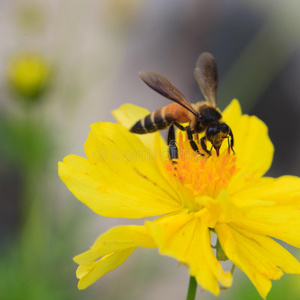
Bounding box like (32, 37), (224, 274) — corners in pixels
(186, 126), (204, 156)
(167, 122), (178, 161)
(229, 129), (235, 154)
(200, 136), (211, 156)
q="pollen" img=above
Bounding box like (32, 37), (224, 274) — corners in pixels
(165, 132), (237, 199)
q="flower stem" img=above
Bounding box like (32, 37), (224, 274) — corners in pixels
(230, 264), (236, 274)
(186, 276), (197, 300)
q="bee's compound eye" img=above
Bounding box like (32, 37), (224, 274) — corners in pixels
(207, 126), (219, 136)
(197, 114), (203, 120)
(220, 123), (229, 133)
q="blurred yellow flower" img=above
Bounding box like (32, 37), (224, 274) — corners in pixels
(101, 0), (143, 29)
(58, 100), (300, 299)
(7, 53), (51, 102)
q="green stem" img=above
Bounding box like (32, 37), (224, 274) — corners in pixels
(230, 264), (236, 274)
(186, 276), (197, 300)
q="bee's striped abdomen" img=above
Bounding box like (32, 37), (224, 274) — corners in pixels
(130, 103), (191, 134)
(130, 106), (172, 134)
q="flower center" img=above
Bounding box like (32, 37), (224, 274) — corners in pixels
(165, 132), (237, 212)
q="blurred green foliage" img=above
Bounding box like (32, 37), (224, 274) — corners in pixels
(0, 118), (50, 171)
(0, 51), (80, 299)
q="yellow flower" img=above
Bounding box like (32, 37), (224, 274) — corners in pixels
(7, 53), (51, 102)
(58, 100), (300, 299)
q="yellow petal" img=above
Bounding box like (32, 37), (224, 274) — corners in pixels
(223, 101), (274, 194)
(215, 223), (271, 299)
(112, 104), (172, 188)
(231, 224), (300, 274)
(112, 103), (166, 152)
(234, 176), (300, 205)
(74, 225), (156, 289)
(231, 176), (300, 247)
(76, 248), (135, 289)
(216, 223), (300, 299)
(86, 122), (172, 193)
(147, 211), (232, 296)
(59, 123), (182, 218)
(112, 103), (149, 129)
(74, 225), (156, 266)
(222, 99), (242, 130)
(58, 155), (180, 218)
(232, 205), (300, 247)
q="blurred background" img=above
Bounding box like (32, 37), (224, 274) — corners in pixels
(1, 0), (300, 299)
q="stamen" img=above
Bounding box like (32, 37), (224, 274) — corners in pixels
(165, 132), (237, 203)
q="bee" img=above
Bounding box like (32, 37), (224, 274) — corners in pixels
(130, 52), (234, 159)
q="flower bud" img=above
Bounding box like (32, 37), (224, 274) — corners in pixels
(7, 53), (51, 103)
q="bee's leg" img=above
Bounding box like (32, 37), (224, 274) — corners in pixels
(200, 136), (212, 156)
(167, 122), (178, 161)
(186, 126), (204, 156)
(174, 122), (185, 131)
(226, 137), (230, 154)
(194, 133), (199, 145)
(229, 129), (235, 154)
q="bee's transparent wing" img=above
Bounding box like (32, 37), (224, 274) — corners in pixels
(139, 71), (199, 117)
(194, 52), (218, 107)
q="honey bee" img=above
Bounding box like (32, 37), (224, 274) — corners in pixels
(130, 52), (234, 159)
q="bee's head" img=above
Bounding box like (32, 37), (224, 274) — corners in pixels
(206, 123), (230, 156)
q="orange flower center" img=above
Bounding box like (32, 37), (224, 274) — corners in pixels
(165, 133), (237, 212)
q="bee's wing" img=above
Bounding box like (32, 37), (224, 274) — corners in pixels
(194, 52), (218, 107)
(139, 71), (199, 117)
